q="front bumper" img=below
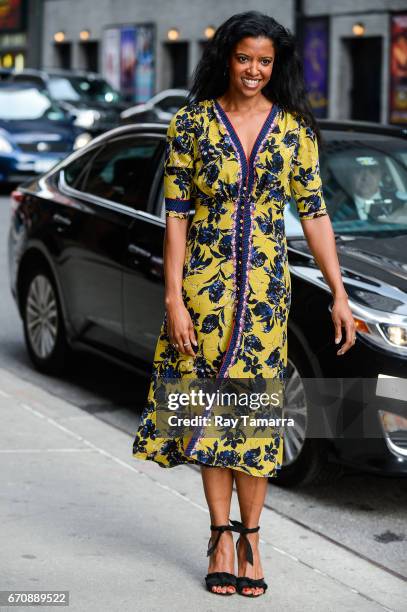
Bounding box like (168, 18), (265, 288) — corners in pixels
(307, 333), (407, 475)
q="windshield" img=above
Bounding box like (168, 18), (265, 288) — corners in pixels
(0, 87), (66, 121)
(48, 76), (123, 103)
(318, 140), (407, 234)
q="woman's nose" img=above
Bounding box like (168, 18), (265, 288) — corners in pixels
(246, 64), (260, 76)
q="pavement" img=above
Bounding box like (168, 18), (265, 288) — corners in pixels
(0, 366), (406, 612)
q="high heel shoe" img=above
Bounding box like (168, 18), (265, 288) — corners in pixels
(205, 522), (240, 596)
(231, 519), (268, 597)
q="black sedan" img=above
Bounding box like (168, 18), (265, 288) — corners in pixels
(8, 119), (407, 486)
(8, 69), (127, 135)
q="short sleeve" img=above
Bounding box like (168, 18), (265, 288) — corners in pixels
(164, 107), (195, 219)
(290, 121), (328, 220)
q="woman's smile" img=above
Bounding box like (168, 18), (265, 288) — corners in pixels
(241, 77), (262, 89)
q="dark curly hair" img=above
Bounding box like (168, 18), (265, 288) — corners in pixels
(187, 10), (321, 144)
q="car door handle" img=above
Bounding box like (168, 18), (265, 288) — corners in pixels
(53, 213), (71, 227)
(149, 255), (164, 280)
(128, 244), (152, 260)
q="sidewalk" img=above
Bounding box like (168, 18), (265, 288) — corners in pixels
(0, 367), (405, 612)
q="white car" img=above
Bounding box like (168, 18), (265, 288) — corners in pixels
(120, 89), (190, 124)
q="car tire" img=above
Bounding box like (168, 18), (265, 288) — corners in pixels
(272, 337), (343, 488)
(22, 265), (72, 375)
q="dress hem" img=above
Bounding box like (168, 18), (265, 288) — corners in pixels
(132, 451), (280, 479)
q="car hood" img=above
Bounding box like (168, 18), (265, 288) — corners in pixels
(0, 118), (75, 142)
(288, 233), (407, 316)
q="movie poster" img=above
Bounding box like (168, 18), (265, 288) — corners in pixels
(134, 25), (155, 103)
(302, 18), (329, 119)
(102, 28), (121, 91)
(389, 13), (407, 124)
(120, 26), (136, 100)
(103, 23), (155, 102)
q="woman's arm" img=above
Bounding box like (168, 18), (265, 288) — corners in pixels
(164, 217), (197, 357)
(300, 215), (356, 355)
(163, 107), (198, 357)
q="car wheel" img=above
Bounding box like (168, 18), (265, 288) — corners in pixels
(22, 266), (71, 375)
(273, 340), (343, 487)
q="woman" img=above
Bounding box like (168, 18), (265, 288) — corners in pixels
(133, 11), (355, 598)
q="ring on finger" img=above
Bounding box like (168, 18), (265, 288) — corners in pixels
(183, 342), (191, 347)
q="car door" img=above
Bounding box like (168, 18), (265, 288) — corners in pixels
(58, 134), (163, 355)
(122, 143), (168, 363)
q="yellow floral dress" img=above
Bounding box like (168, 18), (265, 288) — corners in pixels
(132, 98), (328, 477)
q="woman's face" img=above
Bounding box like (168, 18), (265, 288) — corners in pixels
(227, 36), (275, 97)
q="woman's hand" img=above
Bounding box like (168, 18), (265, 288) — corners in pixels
(166, 296), (198, 357)
(331, 295), (356, 356)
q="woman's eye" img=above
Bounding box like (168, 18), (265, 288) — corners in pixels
(237, 56), (247, 62)
(261, 59), (272, 65)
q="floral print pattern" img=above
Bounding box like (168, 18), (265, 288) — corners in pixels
(132, 98), (328, 478)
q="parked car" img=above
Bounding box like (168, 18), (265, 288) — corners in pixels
(8, 69), (127, 135)
(0, 83), (89, 184)
(120, 88), (189, 124)
(8, 118), (407, 486)
(0, 68), (12, 81)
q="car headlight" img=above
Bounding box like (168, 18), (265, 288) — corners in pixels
(0, 135), (13, 153)
(73, 109), (101, 128)
(378, 409), (407, 457)
(379, 324), (407, 347)
(352, 315), (407, 355)
(73, 132), (93, 150)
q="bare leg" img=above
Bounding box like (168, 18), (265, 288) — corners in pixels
(201, 466), (235, 594)
(234, 472), (268, 596)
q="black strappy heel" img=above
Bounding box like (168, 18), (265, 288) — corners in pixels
(231, 519), (268, 597)
(205, 522), (240, 595)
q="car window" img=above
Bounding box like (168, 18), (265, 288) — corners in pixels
(48, 76), (123, 103)
(80, 136), (164, 211)
(288, 140), (407, 235)
(319, 142), (407, 233)
(157, 95), (187, 113)
(63, 148), (102, 190)
(0, 87), (64, 120)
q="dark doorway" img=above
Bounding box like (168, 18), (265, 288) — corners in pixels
(165, 42), (188, 87)
(347, 37), (382, 122)
(55, 43), (72, 70)
(80, 41), (99, 72)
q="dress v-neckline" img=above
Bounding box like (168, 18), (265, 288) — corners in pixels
(213, 98), (278, 164)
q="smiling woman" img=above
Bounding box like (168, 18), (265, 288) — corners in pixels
(132, 9), (356, 599)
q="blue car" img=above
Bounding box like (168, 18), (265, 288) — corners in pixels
(0, 83), (91, 183)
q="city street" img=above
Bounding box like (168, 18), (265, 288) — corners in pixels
(1, 190), (407, 611)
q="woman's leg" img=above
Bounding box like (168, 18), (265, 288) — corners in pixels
(201, 466), (235, 594)
(234, 472), (268, 595)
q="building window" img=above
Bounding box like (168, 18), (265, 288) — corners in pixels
(164, 41), (188, 88)
(54, 42), (72, 70)
(79, 41), (99, 72)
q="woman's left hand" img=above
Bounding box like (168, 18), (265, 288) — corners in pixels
(331, 295), (356, 356)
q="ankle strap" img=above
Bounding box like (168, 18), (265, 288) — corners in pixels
(207, 522), (241, 557)
(230, 519), (260, 566)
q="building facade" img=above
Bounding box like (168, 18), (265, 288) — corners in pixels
(0, 0), (43, 71)
(300, 0), (407, 124)
(10, 0), (407, 124)
(40, 0), (293, 101)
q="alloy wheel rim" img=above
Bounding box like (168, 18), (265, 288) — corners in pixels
(282, 358), (308, 466)
(26, 275), (58, 359)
